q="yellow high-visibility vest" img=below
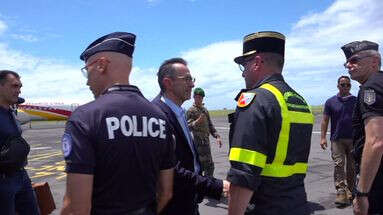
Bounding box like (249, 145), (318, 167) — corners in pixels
(229, 83), (314, 178)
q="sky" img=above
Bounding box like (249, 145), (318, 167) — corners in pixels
(0, 0), (382, 110)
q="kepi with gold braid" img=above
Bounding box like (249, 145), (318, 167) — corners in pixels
(234, 31), (285, 64)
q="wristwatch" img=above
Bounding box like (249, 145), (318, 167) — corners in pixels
(354, 188), (369, 197)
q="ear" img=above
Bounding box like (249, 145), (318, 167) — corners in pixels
(250, 55), (263, 71)
(97, 58), (109, 73)
(372, 56), (380, 70)
(163, 77), (173, 91)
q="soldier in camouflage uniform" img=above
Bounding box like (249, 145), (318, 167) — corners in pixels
(186, 87), (222, 177)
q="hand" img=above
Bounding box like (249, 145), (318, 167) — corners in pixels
(320, 138), (327, 150)
(194, 114), (206, 126)
(222, 180), (230, 198)
(216, 135), (222, 148)
(353, 197), (369, 215)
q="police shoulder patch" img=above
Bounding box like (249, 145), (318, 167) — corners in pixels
(364, 89), (376, 105)
(62, 133), (73, 158)
(237, 92), (256, 108)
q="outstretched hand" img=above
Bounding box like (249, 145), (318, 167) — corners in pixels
(194, 114), (206, 126)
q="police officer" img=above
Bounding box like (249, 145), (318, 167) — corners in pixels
(0, 70), (39, 215)
(226, 31), (314, 215)
(186, 87), (222, 177)
(341, 41), (383, 215)
(60, 32), (175, 215)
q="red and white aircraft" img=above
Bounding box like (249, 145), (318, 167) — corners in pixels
(15, 103), (78, 124)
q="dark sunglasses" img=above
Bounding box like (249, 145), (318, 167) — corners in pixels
(339, 83), (351, 87)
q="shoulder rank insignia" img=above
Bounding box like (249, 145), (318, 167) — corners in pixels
(237, 92), (256, 108)
(364, 89), (376, 105)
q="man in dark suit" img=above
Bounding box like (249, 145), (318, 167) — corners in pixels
(152, 57), (229, 215)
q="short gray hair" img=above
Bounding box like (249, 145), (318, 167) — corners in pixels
(360, 50), (381, 69)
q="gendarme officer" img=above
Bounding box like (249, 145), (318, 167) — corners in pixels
(342, 41), (383, 215)
(60, 32), (175, 215)
(227, 31), (314, 215)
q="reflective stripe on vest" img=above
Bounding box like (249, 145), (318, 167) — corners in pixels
(229, 83), (314, 178)
(229, 147), (267, 168)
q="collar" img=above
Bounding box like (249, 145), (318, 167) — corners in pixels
(0, 105), (11, 113)
(337, 93), (354, 102)
(337, 93), (352, 98)
(163, 95), (185, 117)
(363, 70), (383, 86)
(235, 73), (284, 101)
(253, 73), (284, 89)
(102, 84), (141, 95)
(193, 103), (204, 108)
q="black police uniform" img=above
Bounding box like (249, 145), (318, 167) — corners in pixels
(227, 74), (314, 215)
(352, 71), (383, 213)
(63, 85), (175, 215)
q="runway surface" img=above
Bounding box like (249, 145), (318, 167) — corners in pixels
(22, 115), (352, 215)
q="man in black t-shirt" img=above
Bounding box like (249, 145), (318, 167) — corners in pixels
(320, 75), (357, 205)
(342, 40), (383, 214)
(61, 32), (175, 215)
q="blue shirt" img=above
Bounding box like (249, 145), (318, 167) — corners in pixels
(0, 106), (21, 146)
(324, 94), (357, 140)
(163, 96), (200, 173)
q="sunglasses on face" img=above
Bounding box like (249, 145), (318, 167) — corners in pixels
(339, 83), (351, 87)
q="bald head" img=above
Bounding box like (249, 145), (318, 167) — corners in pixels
(89, 51), (132, 72)
(85, 51), (133, 98)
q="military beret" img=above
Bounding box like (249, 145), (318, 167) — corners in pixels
(80, 32), (136, 61)
(234, 31), (285, 64)
(194, 87), (205, 97)
(17, 97), (25, 104)
(341, 40), (379, 59)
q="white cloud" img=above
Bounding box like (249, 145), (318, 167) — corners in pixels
(180, 41), (243, 109)
(130, 66), (160, 100)
(284, 0), (383, 105)
(11, 34), (39, 42)
(176, 0), (383, 109)
(0, 20), (7, 35)
(0, 40), (92, 104)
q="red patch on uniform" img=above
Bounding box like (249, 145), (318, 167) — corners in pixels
(237, 92), (256, 108)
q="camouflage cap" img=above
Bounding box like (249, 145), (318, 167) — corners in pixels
(194, 87), (205, 97)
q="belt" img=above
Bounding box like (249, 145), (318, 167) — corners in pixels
(126, 206), (153, 215)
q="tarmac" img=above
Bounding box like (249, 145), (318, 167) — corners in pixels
(22, 115), (353, 215)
